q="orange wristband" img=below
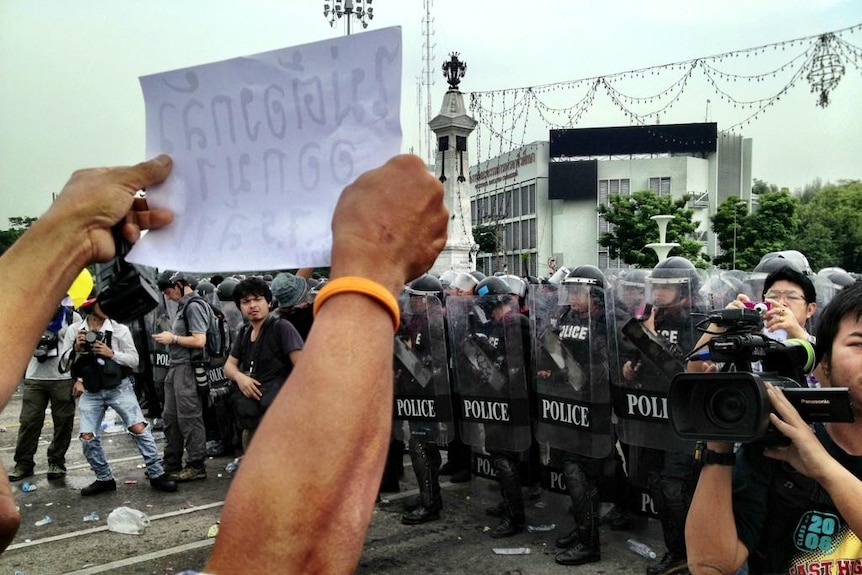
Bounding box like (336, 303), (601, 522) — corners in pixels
(312, 277), (401, 332)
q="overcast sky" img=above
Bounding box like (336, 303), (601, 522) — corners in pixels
(1, 0), (860, 226)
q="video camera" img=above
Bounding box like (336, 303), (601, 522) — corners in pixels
(94, 223), (160, 324)
(668, 307), (853, 445)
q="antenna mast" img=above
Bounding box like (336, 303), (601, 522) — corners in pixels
(421, 0), (436, 166)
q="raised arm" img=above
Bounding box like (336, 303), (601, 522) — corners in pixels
(205, 154), (447, 575)
(0, 155), (172, 553)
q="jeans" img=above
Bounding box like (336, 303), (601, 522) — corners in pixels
(14, 378), (75, 470)
(163, 364), (206, 469)
(78, 379), (165, 481)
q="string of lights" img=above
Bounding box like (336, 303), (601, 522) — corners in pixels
(467, 23), (862, 164)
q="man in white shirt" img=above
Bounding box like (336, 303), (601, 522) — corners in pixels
(61, 297), (176, 495)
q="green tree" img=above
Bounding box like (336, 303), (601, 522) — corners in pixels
(597, 190), (709, 268)
(735, 190), (800, 271)
(0, 216), (36, 256)
(472, 223), (498, 255)
(795, 180), (862, 271)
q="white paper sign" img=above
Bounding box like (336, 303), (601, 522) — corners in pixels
(127, 27), (402, 272)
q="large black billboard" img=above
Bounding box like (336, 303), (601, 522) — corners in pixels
(550, 123), (718, 158)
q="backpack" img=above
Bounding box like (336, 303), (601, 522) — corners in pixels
(182, 295), (231, 360)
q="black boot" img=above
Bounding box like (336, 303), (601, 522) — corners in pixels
(556, 463), (601, 565)
(489, 455), (524, 538)
(401, 440), (442, 525)
(555, 502), (600, 565)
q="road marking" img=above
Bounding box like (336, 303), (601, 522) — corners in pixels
(60, 539), (215, 575)
(6, 501), (225, 550)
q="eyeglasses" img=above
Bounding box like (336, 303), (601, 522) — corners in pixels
(763, 290), (806, 303)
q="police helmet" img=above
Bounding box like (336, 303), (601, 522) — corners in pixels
(216, 277), (240, 302)
(563, 265), (606, 288)
(450, 272), (479, 294)
(818, 267), (855, 288)
(619, 268), (648, 288)
(439, 270), (458, 288)
(475, 276), (510, 296)
(753, 250), (812, 276)
(648, 257), (701, 300)
(469, 270), (487, 282)
(499, 274), (528, 298)
(196, 280), (215, 296)
(406, 274), (444, 299)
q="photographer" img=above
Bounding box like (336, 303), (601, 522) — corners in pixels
(60, 297), (177, 495)
(153, 272), (210, 483)
(688, 266), (817, 376)
(685, 282), (862, 574)
(8, 298), (81, 483)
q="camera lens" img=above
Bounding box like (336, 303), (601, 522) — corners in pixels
(706, 387), (748, 427)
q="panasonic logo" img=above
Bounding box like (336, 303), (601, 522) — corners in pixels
(800, 399), (830, 405)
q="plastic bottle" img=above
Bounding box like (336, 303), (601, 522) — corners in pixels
(83, 511), (100, 522)
(626, 538), (657, 559)
(224, 458), (241, 473)
(20, 482), (36, 493)
(35, 515), (53, 527)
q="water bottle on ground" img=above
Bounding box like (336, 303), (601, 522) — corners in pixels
(626, 538), (657, 559)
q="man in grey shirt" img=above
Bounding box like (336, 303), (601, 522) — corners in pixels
(154, 272), (210, 482)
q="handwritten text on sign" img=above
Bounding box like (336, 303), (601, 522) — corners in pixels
(128, 27), (402, 272)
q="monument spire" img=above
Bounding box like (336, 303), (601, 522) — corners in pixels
(429, 52), (477, 274)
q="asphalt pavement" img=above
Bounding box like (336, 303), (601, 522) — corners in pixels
(0, 386), (669, 575)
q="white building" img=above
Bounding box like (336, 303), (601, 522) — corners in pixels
(468, 123), (752, 276)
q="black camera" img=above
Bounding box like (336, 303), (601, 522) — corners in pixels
(34, 332), (60, 362)
(668, 307), (854, 445)
(94, 224), (160, 324)
(81, 330), (111, 353)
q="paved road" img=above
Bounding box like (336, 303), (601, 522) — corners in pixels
(0, 387), (669, 575)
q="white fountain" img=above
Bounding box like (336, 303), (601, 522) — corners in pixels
(645, 215), (679, 262)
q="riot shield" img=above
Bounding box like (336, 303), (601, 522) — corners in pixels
(611, 274), (701, 452)
(392, 294), (454, 444)
(446, 294), (531, 453)
(529, 282), (613, 458)
(702, 270), (744, 311)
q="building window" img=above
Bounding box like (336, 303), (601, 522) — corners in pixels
(649, 177), (671, 197)
(512, 187), (520, 217)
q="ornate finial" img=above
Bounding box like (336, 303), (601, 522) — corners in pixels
(442, 52), (467, 90)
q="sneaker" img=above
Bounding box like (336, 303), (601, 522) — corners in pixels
(149, 473), (178, 493)
(81, 478), (117, 496)
(168, 466), (207, 483)
(46, 463), (66, 480)
(646, 552), (689, 575)
(8, 466), (34, 482)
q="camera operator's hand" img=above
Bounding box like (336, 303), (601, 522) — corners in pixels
(74, 329), (88, 352)
(72, 378), (85, 399)
(237, 374), (263, 400)
(92, 340), (114, 359)
(762, 382), (835, 481)
(762, 301), (807, 339)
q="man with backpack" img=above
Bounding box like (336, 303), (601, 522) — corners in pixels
(224, 277), (303, 453)
(154, 271), (211, 482)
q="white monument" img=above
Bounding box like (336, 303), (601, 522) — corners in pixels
(427, 52), (477, 276)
